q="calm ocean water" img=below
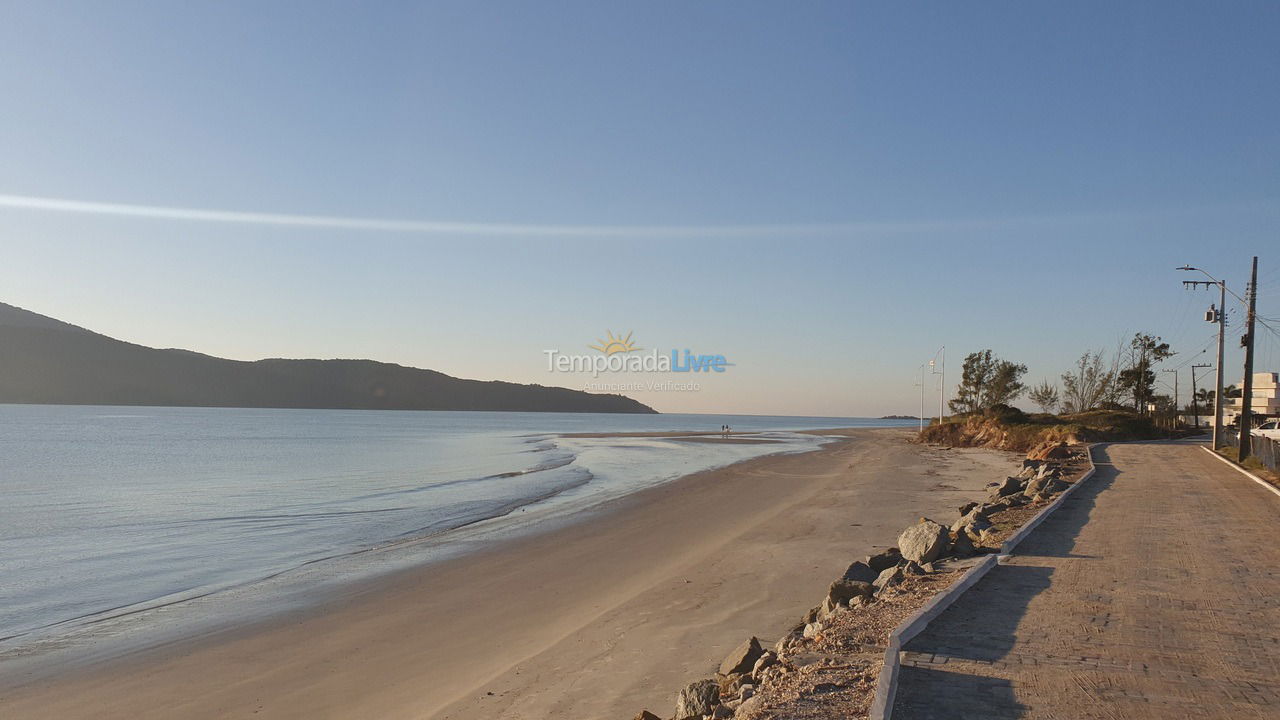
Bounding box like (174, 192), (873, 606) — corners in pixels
(0, 405), (910, 657)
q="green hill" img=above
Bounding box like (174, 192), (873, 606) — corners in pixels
(0, 302), (656, 414)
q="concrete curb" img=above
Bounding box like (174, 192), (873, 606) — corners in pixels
(999, 448), (1099, 556)
(868, 444), (1099, 720)
(866, 553), (997, 719)
(1199, 445), (1280, 499)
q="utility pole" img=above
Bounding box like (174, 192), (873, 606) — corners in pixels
(1239, 256), (1259, 462)
(916, 364), (925, 434)
(1178, 266), (1227, 449)
(1162, 368), (1178, 426)
(930, 346), (945, 424)
(1191, 363), (1212, 429)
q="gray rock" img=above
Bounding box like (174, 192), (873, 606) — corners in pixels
(1023, 475), (1049, 496)
(710, 704), (733, 719)
(751, 651), (778, 679)
(675, 679), (720, 719)
(736, 695), (763, 716)
(820, 596), (844, 620)
(866, 548), (903, 572)
(841, 560), (878, 583)
(774, 630), (802, 654)
(904, 560), (927, 575)
(958, 501), (980, 516)
(898, 518), (949, 563)
(802, 622), (822, 639)
(956, 513), (995, 543)
(827, 579), (874, 605)
(950, 531), (976, 557)
(994, 476), (1025, 497)
(873, 564), (904, 590)
(718, 672), (751, 697)
(719, 636), (765, 676)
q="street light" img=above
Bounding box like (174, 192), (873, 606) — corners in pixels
(929, 346), (945, 424)
(1177, 266), (1227, 450)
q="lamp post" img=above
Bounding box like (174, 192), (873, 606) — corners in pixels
(1177, 266), (1227, 449)
(929, 346), (945, 424)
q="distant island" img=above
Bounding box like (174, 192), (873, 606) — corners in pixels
(0, 302), (656, 414)
(880, 414), (919, 420)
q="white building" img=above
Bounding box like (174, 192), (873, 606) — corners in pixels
(1224, 372), (1280, 424)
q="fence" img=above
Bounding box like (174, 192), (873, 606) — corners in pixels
(1222, 430), (1280, 474)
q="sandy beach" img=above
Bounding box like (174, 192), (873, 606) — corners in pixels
(0, 428), (1018, 719)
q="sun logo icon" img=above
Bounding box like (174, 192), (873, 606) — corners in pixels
(589, 330), (640, 355)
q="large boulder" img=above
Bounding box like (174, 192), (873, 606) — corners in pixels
(828, 579), (875, 605)
(898, 518), (949, 564)
(719, 636), (765, 676)
(1023, 475), (1050, 496)
(841, 560), (878, 583)
(993, 476), (1025, 497)
(866, 548), (903, 572)
(675, 679), (720, 719)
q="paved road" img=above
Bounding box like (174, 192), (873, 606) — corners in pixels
(894, 442), (1280, 719)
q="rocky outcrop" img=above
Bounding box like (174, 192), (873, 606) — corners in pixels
(718, 637), (765, 677)
(675, 679), (720, 718)
(898, 518), (949, 564)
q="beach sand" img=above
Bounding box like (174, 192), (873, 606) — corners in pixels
(0, 428), (1018, 719)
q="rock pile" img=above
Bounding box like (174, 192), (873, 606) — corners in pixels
(630, 446), (1080, 720)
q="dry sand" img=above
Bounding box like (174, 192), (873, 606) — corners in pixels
(0, 428), (1018, 720)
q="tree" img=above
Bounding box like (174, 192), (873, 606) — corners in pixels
(1028, 379), (1060, 413)
(1060, 350), (1112, 413)
(1116, 333), (1174, 414)
(949, 350), (1028, 414)
(1201, 384), (1241, 410)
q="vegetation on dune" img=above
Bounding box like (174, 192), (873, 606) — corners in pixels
(918, 406), (1166, 452)
(924, 332), (1202, 452)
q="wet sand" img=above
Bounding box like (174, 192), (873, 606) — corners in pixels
(0, 428), (1018, 720)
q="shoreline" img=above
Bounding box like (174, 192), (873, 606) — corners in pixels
(0, 427), (1019, 719)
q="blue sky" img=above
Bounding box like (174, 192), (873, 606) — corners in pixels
(2, 2), (1278, 415)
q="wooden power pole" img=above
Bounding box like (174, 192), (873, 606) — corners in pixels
(1238, 256), (1259, 462)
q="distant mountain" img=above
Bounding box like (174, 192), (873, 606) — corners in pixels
(0, 303), (656, 414)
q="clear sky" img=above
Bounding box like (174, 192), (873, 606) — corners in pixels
(2, 1), (1278, 416)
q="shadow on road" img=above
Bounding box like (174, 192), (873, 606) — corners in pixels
(892, 666), (1027, 719)
(893, 445), (1122, 717)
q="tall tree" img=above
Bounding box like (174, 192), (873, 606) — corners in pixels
(1028, 379), (1060, 413)
(1116, 333), (1174, 414)
(949, 350), (1028, 413)
(1060, 350), (1112, 413)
